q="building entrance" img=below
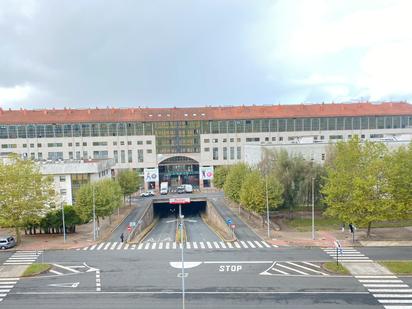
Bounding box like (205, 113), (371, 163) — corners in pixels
(158, 156), (199, 189)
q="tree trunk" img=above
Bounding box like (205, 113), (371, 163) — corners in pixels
(15, 226), (21, 245)
(129, 195), (131, 207)
(366, 222), (372, 238)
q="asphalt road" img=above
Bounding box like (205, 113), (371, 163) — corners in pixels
(185, 214), (220, 242)
(2, 245), (412, 308)
(143, 216), (177, 243)
(0, 247), (387, 309)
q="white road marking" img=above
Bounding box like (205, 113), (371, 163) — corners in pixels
(49, 269), (64, 275)
(219, 242), (226, 249)
(110, 242), (118, 250)
(356, 276), (398, 279)
(240, 241), (248, 248)
(0, 279), (19, 281)
(270, 267), (289, 275)
(254, 241), (263, 248)
(213, 242), (220, 249)
(53, 264), (80, 273)
(379, 300), (412, 304)
(166, 242), (170, 250)
(137, 243), (143, 250)
(172, 242), (177, 249)
(368, 289), (412, 293)
(151, 243), (157, 249)
(89, 244), (97, 251)
(363, 284), (409, 288)
(374, 294), (412, 298)
(234, 242), (241, 249)
(261, 241), (271, 248)
(158, 242), (163, 250)
(247, 241), (256, 248)
(226, 242), (233, 249)
(186, 243), (191, 249)
(103, 243), (111, 250)
(96, 243), (105, 250)
(124, 244), (129, 250)
(302, 262), (321, 269)
(276, 264), (309, 275)
(285, 262), (329, 276)
(117, 243), (123, 250)
(200, 242), (205, 249)
(359, 280), (403, 283)
(206, 242), (212, 249)
(144, 243), (150, 250)
(0, 290), (11, 293)
(193, 242), (198, 249)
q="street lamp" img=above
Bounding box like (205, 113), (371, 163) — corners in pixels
(179, 204), (185, 309)
(311, 177), (315, 240)
(61, 202), (66, 243)
(93, 185), (96, 241)
(265, 176), (270, 239)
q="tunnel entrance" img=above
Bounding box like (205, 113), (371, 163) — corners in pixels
(153, 201), (206, 218)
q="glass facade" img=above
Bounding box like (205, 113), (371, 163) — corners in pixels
(0, 115), (411, 155)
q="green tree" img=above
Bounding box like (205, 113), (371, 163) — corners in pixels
(223, 163), (249, 203)
(385, 143), (412, 220)
(117, 169), (141, 206)
(75, 179), (122, 229)
(0, 155), (55, 244)
(322, 137), (390, 237)
(213, 166), (230, 189)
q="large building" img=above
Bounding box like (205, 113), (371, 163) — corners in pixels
(1, 102), (412, 190)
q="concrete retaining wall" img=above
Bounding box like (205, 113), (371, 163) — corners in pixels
(204, 200), (236, 241)
(127, 202), (154, 242)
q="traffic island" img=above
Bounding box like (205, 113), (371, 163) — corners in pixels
(321, 262), (350, 275)
(22, 263), (52, 277)
(379, 261), (412, 275)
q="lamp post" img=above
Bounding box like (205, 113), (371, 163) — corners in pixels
(179, 203), (185, 309)
(61, 202), (66, 243)
(311, 177), (315, 240)
(93, 185), (96, 241)
(265, 176), (270, 239)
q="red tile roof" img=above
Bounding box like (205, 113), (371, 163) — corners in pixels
(0, 102), (411, 124)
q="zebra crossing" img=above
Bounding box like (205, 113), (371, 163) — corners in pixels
(3, 250), (43, 265)
(0, 278), (19, 303)
(261, 261), (330, 276)
(356, 275), (412, 308)
(322, 247), (372, 262)
(77, 240), (278, 251)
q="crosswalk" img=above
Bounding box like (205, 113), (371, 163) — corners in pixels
(261, 261), (329, 276)
(0, 278), (19, 303)
(3, 250), (43, 265)
(77, 240), (278, 251)
(356, 275), (412, 309)
(322, 247), (372, 262)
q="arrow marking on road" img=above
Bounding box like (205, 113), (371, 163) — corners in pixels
(48, 282), (79, 288)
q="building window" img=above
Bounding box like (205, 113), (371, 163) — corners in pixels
(223, 138), (227, 143)
(47, 143), (63, 147)
(204, 147), (210, 152)
(37, 143), (42, 148)
(59, 176), (66, 182)
(92, 141), (108, 146)
(204, 138), (210, 143)
(212, 139), (218, 143)
(48, 152), (63, 160)
(38, 152), (43, 160)
(68, 142), (73, 147)
(121, 150), (125, 163)
(230, 138), (234, 143)
(69, 151), (73, 159)
(146, 140), (152, 145)
(147, 149), (152, 154)
(237, 147), (241, 160)
(83, 151), (88, 159)
(30, 143), (34, 148)
(212, 147), (219, 160)
(120, 141), (125, 146)
(60, 189), (67, 195)
(30, 153), (35, 159)
(128, 150), (133, 163)
(272, 137), (276, 141)
(321, 153), (325, 161)
(237, 138), (241, 142)
(279, 137), (283, 141)
(83, 142), (87, 146)
(138, 149), (144, 163)
(137, 141), (143, 145)
(114, 150), (118, 163)
(128, 141), (132, 146)
(223, 147), (228, 160)
(265, 137), (269, 141)
(230, 147), (234, 160)
(93, 151), (108, 159)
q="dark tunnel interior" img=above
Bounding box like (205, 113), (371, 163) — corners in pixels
(153, 201), (206, 218)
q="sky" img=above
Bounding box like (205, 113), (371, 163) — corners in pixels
(0, 0), (411, 109)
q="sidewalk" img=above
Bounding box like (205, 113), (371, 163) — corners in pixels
(0, 204), (136, 251)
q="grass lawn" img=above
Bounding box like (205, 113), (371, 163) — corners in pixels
(322, 262), (350, 275)
(22, 263), (52, 277)
(372, 220), (412, 228)
(285, 217), (341, 232)
(379, 261), (412, 274)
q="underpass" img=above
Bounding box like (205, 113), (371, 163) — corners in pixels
(143, 199), (220, 243)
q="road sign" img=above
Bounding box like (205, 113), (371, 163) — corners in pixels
(169, 198), (191, 204)
(129, 221), (136, 227)
(334, 240), (341, 248)
(230, 224), (236, 229)
(226, 218), (232, 225)
(127, 226), (132, 232)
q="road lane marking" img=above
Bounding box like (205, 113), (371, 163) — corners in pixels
(206, 242), (212, 249)
(234, 242), (241, 248)
(200, 242), (205, 249)
(110, 242), (118, 250)
(124, 244), (129, 250)
(276, 264), (309, 275)
(89, 244), (97, 251)
(356, 276), (398, 279)
(261, 241), (271, 248)
(219, 242), (226, 249)
(172, 242), (177, 249)
(193, 242), (198, 249)
(213, 242), (220, 249)
(240, 241), (248, 248)
(254, 241), (263, 248)
(165, 242), (170, 249)
(151, 243), (157, 249)
(103, 243), (111, 250)
(49, 269), (64, 275)
(226, 242), (233, 249)
(96, 243), (105, 250)
(144, 243), (150, 250)
(368, 289), (412, 293)
(246, 241), (256, 248)
(285, 262), (329, 276)
(374, 294), (412, 298)
(302, 262), (321, 269)
(117, 243), (124, 250)
(186, 243), (191, 249)
(158, 242), (163, 249)
(359, 280), (403, 283)
(363, 284), (409, 288)
(53, 264), (80, 273)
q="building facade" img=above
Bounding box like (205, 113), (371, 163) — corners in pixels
(1, 102), (412, 190)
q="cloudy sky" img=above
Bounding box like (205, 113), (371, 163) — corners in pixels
(0, 0), (411, 109)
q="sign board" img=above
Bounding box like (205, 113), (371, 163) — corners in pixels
(334, 240), (341, 248)
(226, 218), (232, 225)
(144, 168), (159, 183)
(200, 166), (214, 180)
(230, 224), (236, 229)
(129, 221), (136, 227)
(127, 226), (132, 232)
(169, 198), (191, 204)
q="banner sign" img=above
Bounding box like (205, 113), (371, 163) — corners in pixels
(200, 166), (214, 180)
(144, 168), (159, 183)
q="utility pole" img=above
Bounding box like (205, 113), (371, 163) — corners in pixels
(93, 185), (96, 241)
(179, 204), (185, 309)
(61, 202), (66, 243)
(265, 175), (270, 238)
(311, 177), (315, 240)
